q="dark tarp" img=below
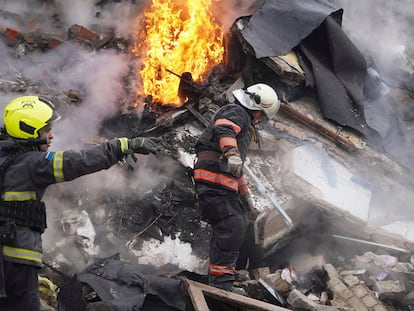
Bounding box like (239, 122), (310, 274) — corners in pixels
(298, 14), (378, 138)
(241, 0), (341, 58)
(58, 275), (89, 311)
(77, 255), (190, 311)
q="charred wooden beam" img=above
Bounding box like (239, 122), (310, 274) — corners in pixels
(279, 102), (359, 152)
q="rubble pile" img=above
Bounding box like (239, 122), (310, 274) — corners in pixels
(242, 246), (414, 310)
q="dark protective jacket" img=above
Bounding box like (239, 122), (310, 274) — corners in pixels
(0, 137), (130, 267)
(194, 103), (254, 194)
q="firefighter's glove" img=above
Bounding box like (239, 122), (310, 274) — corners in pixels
(226, 154), (243, 177)
(130, 137), (161, 155)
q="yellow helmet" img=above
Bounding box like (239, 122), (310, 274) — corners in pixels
(232, 83), (280, 118)
(3, 96), (61, 139)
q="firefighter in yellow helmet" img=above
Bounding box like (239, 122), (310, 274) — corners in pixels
(193, 83), (280, 295)
(0, 96), (161, 311)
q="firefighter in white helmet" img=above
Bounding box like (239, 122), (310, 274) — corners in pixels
(232, 83), (280, 120)
(0, 95), (162, 311)
(193, 83), (280, 295)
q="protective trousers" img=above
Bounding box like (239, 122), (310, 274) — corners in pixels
(0, 261), (40, 311)
(196, 185), (248, 289)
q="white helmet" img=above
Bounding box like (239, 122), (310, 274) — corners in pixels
(232, 83), (280, 118)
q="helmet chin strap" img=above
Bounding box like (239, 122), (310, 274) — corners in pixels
(244, 90), (261, 105)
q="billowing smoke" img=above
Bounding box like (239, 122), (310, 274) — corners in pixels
(0, 0), (177, 272)
(212, 0), (261, 31)
(332, 0), (414, 75)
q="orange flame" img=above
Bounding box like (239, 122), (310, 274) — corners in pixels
(133, 0), (224, 106)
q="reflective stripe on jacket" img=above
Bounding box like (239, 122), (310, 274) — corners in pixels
(209, 264), (235, 275)
(3, 245), (42, 265)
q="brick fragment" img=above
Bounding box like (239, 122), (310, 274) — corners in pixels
(3, 27), (22, 46)
(264, 270), (291, 294)
(69, 24), (99, 42)
(351, 284), (370, 299)
(346, 296), (369, 311)
(249, 267), (270, 280)
(342, 275), (360, 288)
(373, 280), (406, 300)
(361, 294), (378, 308)
(327, 278), (353, 299)
(48, 38), (64, 49)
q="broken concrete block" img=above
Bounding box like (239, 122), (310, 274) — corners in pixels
(339, 268), (367, 277)
(373, 280), (406, 300)
(351, 284), (370, 299)
(264, 270), (291, 294)
(282, 144), (372, 223)
(249, 267), (270, 281)
(330, 297), (350, 309)
(324, 264), (340, 279)
(346, 296), (369, 311)
(361, 294), (380, 308)
(258, 196), (307, 250)
(327, 278), (353, 300)
(287, 289), (318, 310)
(325, 264), (390, 310)
(342, 275), (360, 288)
(354, 252), (398, 268)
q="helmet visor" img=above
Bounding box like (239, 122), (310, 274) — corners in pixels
(39, 97), (61, 124)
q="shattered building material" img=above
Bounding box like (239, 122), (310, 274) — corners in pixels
(286, 289), (319, 310)
(373, 280), (406, 300)
(2, 27), (22, 46)
(324, 263), (390, 311)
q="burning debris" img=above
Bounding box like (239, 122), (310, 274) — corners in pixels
(1, 0), (414, 310)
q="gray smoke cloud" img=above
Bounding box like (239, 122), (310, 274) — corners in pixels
(332, 0), (414, 76)
(0, 0), (172, 272)
(213, 0), (261, 30)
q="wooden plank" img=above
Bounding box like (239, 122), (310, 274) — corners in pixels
(186, 281), (210, 311)
(279, 102), (359, 152)
(184, 279), (291, 311)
